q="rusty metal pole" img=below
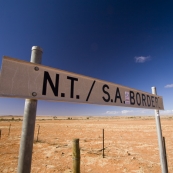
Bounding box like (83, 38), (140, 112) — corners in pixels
(36, 125), (40, 142)
(73, 139), (80, 173)
(103, 129), (104, 158)
(8, 124), (11, 136)
(17, 46), (43, 173)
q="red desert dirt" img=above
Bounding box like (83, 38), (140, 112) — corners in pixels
(0, 115), (173, 173)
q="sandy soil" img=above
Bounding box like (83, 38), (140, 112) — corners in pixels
(0, 116), (173, 173)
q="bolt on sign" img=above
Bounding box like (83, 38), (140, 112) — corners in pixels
(0, 56), (164, 110)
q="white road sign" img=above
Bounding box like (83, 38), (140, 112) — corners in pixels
(0, 56), (164, 110)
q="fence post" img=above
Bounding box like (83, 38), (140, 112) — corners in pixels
(152, 87), (167, 173)
(103, 129), (104, 158)
(163, 137), (168, 172)
(73, 139), (80, 173)
(36, 125), (40, 142)
(8, 124), (11, 136)
(17, 46), (43, 173)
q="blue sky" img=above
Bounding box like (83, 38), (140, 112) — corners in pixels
(0, 1), (173, 116)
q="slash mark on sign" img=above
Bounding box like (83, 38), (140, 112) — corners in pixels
(86, 80), (96, 101)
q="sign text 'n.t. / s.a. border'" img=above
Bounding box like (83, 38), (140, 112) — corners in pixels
(0, 56), (164, 110)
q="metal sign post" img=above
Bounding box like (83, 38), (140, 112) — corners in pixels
(152, 87), (167, 173)
(17, 46), (43, 173)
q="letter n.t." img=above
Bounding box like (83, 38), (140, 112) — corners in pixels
(42, 71), (59, 96)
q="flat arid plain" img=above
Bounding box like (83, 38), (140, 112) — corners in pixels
(0, 115), (173, 173)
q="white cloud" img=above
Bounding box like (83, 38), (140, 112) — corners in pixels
(160, 110), (173, 114)
(136, 110), (147, 114)
(134, 56), (150, 63)
(106, 110), (135, 115)
(121, 110), (134, 114)
(164, 84), (173, 88)
(106, 111), (119, 114)
(105, 109), (173, 116)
